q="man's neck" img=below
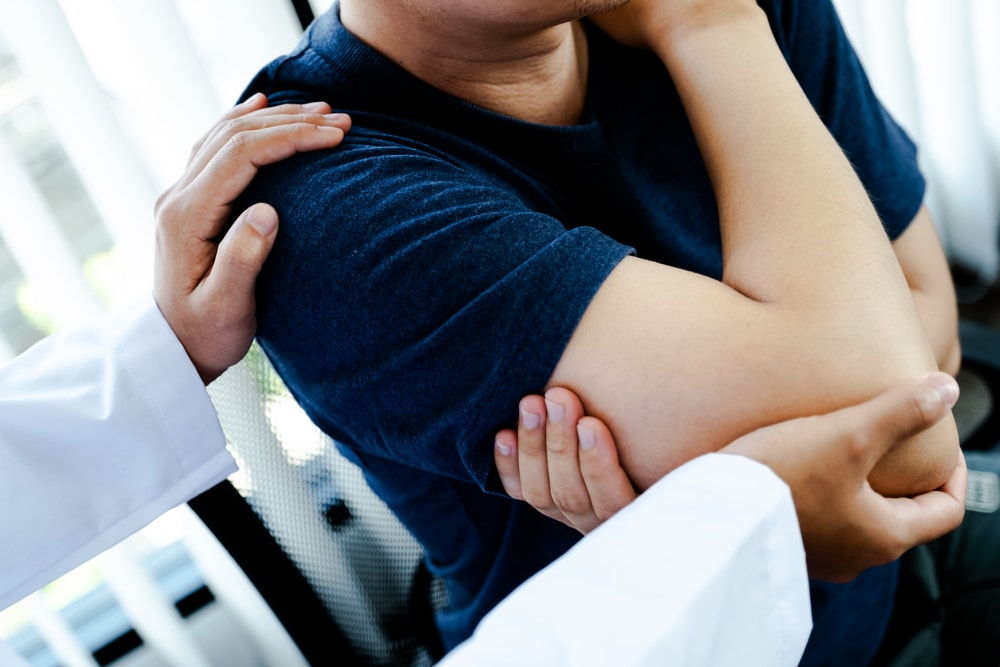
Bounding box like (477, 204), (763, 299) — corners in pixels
(340, 2), (589, 126)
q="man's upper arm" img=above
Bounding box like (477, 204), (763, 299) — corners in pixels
(250, 134), (632, 486)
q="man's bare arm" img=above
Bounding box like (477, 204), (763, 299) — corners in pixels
(496, 375), (966, 582)
(544, 1), (959, 495)
(893, 205), (961, 376)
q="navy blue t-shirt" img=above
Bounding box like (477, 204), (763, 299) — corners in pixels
(240, 1), (924, 664)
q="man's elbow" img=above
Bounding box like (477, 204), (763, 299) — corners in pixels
(866, 413), (961, 498)
(939, 336), (961, 377)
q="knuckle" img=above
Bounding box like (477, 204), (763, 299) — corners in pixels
(550, 490), (589, 517)
(225, 128), (254, 154)
(155, 189), (180, 219)
(840, 426), (872, 464)
(224, 237), (265, 272)
(546, 434), (572, 456)
(593, 505), (619, 522)
(154, 198), (188, 240)
(522, 489), (555, 513)
(517, 427), (545, 456)
(518, 437), (544, 457)
(220, 117), (244, 138)
(153, 189), (172, 216)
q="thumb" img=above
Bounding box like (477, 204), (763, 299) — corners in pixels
(833, 372), (960, 471)
(208, 203), (279, 304)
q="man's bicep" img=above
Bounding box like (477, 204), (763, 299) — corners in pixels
(546, 255), (958, 493)
(547, 256), (797, 490)
(252, 143), (635, 484)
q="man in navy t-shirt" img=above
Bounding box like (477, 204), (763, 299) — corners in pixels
(239, 1), (962, 664)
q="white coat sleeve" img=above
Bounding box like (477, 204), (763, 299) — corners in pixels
(0, 296), (237, 610)
(441, 453), (812, 667)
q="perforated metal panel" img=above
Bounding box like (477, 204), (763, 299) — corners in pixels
(206, 345), (443, 666)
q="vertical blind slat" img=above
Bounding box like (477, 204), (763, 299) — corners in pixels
(0, 0), (157, 275)
(0, 134), (101, 329)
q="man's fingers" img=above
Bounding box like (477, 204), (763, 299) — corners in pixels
(577, 416), (637, 522)
(834, 372), (960, 470)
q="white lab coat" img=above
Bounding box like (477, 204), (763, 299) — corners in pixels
(0, 296), (811, 666)
(443, 454), (812, 667)
(0, 297), (236, 611)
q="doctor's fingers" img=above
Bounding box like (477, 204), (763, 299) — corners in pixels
(156, 119), (348, 260)
(157, 102), (349, 224)
(811, 463), (966, 584)
(514, 394), (567, 523)
(187, 105), (350, 192)
(180, 94), (350, 185)
(870, 453), (967, 559)
(576, 415), (637, 524)
(493, 397), (554, 506)
(179, 202), (279, 383)
(186, 92), (268, 159)
(542, 387), (606, 533)
(494, 427), (524, 500)
(831, 372), (960, 475)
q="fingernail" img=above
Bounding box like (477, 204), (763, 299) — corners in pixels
(303, 101), (327, 111)
(520, 407), (541, 430)
(927, 372), (960, 408)
(243, 92), (264, 105)
(325, 112), (349, 122)
(578, 425), (596, 450)
(544, 398), (564, 424)
(495, 439), (512, 457)
(247, 205), (277, 236)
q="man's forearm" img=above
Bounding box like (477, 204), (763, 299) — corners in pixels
(893, 206), (962, 376)
(650, 5), (958, 495)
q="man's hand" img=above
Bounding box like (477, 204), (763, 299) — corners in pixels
(498, 374), (966, 582)
(153, 94), (351, 383)
(591, 0), (762, 52)
(495, 387), (636, 534)
(722, 372), (966, 582)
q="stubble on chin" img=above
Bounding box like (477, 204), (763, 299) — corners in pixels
(573, 0), (631, 19)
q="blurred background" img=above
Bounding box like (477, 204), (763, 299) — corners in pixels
(0, 0), (996, 665)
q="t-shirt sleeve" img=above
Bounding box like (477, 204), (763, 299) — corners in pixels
(250, 131), (631, 489)
(768, 0), (925, 239)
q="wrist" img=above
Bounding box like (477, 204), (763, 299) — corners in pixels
(653, 3), (769, 65)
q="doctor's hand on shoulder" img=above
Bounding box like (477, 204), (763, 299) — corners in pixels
(153, 93), (351, 383)
(497, 373), (967, 583)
